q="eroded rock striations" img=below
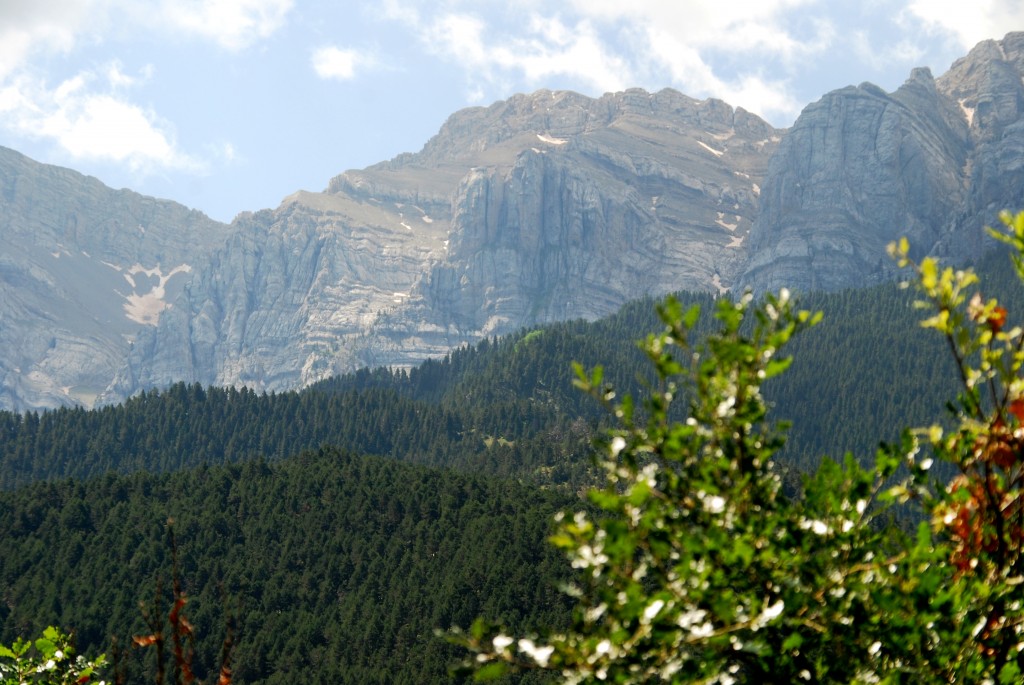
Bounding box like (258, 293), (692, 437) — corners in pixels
(738, 31), (1024, 293)
(0, 147), (229, 411)
(4, 33), (1024, 410)
(104, 88), (778, 407)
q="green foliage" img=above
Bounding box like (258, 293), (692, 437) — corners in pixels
(4, 279), (1013, 493)
(0, 448), (572, 684)
(0, 626), (105, 685)
(0, 293), (713, 492)
(887, 211), (1024, 681)
(454, 213), (1024, 683)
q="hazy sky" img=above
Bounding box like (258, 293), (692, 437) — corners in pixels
(1, 0), (1022, 223)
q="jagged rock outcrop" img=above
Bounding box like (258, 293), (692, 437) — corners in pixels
(105, 189), (452, 399)
(739, 31), (1024, 293)
(936, 32), (1024, 246)
(413, 89), (776, 335)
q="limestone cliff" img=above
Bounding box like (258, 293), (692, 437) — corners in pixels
(739, 31), (1024, 293)
(6, 33), (1024, 411)
(104, 88), (777, 403)
(0, 146), (229, 410)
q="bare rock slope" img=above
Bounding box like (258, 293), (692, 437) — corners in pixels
(0, 147), (229, 410)
(5, 33), (1024, 410)
(103, 88), (778, 406)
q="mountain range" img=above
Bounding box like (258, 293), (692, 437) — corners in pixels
(3, 32), (1024, 412)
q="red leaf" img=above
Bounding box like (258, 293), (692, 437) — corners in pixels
(989, 306), (1008, 332)
(1009, 398), (1024, 423)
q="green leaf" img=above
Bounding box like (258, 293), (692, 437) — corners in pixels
(920, 257), (938, 290)
(548, 534), (575, 549)
(682, 304), (701, 329)
(473, 661), (509, 681)
(627, 475), (652, 499)
(470, 617), (488, 642)
(763, 357), (793, 379)
(999, 660), (1021, 684)
(589, 490), (621, 510)
(915, 521), (932, 549)
(11, 637), (29, 657)
(34, 637), (56, 659)
(782, 633), (804, 652)
(730, 538), (755, 567)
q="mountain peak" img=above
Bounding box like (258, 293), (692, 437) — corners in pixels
(382, 87), (776, 170)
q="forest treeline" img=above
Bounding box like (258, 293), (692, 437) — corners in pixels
(2, 247), (1021, 681)
(0, 293), (700, 491)
(0, 277), (991, 490)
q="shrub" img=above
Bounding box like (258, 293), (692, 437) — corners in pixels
(452, 212), (1024, 683)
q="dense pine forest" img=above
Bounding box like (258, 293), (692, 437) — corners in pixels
(0, 283), (972, 490)
(2, 246), (1022, 681)
(0, 449), (571, 683)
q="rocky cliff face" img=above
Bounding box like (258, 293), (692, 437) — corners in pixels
(103, 88), (778, 405)
(0, 146), (230, 411)
(5, 33), (1024, 411)
(738, 32), (1024, 292)
(414, 89), (775, 334)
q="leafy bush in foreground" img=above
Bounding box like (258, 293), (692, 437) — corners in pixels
(0, 626), (105, 685)
(454, 212), (1024, 683)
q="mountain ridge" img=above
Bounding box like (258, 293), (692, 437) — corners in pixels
(100, 86), (779, 408)
(3, 32), (1024, 411)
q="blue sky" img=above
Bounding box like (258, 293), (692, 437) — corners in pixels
(1, 0), (1021, 224)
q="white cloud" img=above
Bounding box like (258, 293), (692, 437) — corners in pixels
(0, 0), (290, 180)
(562, 0), (827, 58)
(0, 0), (107, 78)
(568, 0), (828, 121)
(379, 0), (421, 27)
(312, 46), (368, 81)
(383, 0), (828, 123)
(158, 0), (294, 51)
(851, 31), (925, 72)
(728, 75), (803, 119)
(642, 26), (802, 120)
(418, 11), (632, 97)
(0, 64), (201, 173)
(0, 0), (292, 83)
(515, 15), (631, 91)
(427, 14), (489, 67)
(906, 0), (1024, 49)
(219, 141), (238, 163)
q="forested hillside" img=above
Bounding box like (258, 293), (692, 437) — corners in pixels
(0, 293), (710, 491)
(3, 247), (1022, 682)
(454, 219), (1024, 683)
(0, 448), (571, 683)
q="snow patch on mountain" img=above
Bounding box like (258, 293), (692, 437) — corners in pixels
(122, 263), (193, 326)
